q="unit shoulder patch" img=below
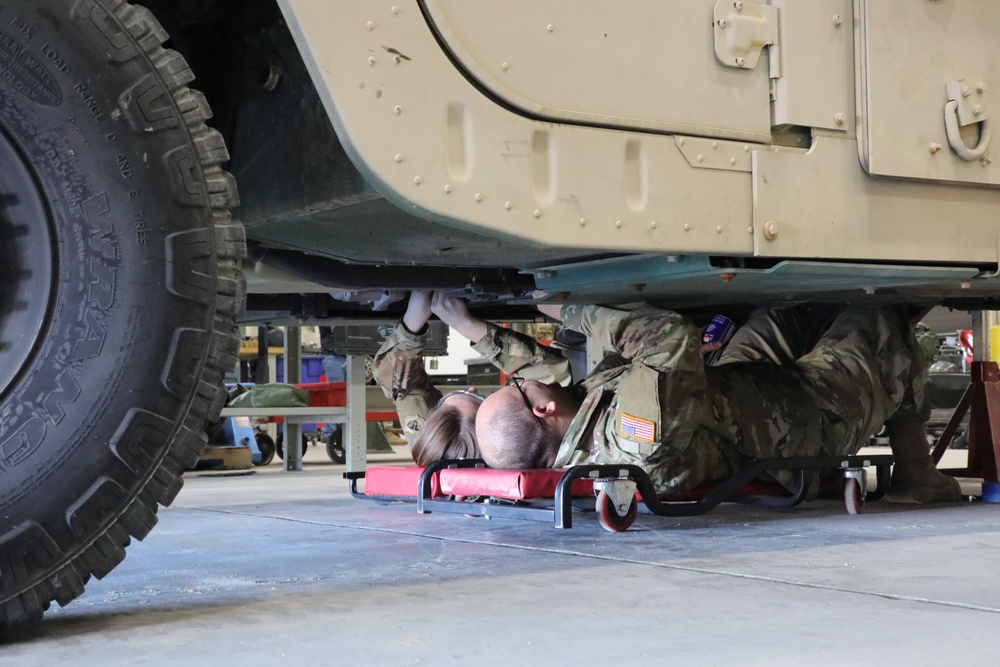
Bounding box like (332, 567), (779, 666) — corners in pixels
(403, 415), (425, 435)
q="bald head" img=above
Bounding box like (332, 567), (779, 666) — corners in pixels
(476, 383), (564, 468)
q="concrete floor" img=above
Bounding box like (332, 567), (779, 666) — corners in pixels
(3, 445), (999, 666)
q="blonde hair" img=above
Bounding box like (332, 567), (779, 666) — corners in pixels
(410, 404), (479, 466)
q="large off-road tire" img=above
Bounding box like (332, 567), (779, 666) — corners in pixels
(0, 0), (245, 629)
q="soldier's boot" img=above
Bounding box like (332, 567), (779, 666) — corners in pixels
(885, 417), (962, 503)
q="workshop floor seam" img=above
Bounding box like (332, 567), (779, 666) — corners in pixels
(188, 506), (1000, 615)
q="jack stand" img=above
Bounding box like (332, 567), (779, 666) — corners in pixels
(931, 361), (1000, 502)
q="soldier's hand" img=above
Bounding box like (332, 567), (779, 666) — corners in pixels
(699, 323), (726, 356)
(430, 292), (470, 323)
(431, 292), (488, 342)
(402, 291), (432, 333)
(701, 341), (723, 354)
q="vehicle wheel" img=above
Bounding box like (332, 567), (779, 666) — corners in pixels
(844, 478), (866, 515)
(595, 490), (638, 532)
(0, 1), (245, 629)
(275, 432), (309, 460)
(326, 431), (346, 464)
(254, 433), (276, 467)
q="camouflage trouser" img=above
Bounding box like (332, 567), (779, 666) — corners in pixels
(734, 305), (928, 444)
(689, 305), (929, 491)
(717, 304), (835, 367)
(557, 303), (929, 494)
(792, 306), (930, 456)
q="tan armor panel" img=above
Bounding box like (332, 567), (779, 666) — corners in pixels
(422, 0), (772, 142)
(278, 0), (1000, 270)
(858, 0), (1000, 186)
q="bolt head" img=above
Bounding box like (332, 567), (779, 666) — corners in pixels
(763, 220), (779, 240)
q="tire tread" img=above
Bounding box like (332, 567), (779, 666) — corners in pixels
(0, 0), (245, 631)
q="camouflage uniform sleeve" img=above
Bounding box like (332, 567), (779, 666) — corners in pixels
(559, 305), (631, 352)
(371, 322), (443, 441)
(471, 324), (572, 385)
(561, 304), (703, 370)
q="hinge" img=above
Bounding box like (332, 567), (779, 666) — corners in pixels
(713, 1), (779, 73)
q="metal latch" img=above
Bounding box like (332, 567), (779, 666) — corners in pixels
(713, 0), (778, 71)
(944, 77), (991, 162)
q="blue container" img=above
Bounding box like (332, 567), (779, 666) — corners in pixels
(703, 315), (735, 366)
(982, 481), (1000, 503)
(274, 355), (327, 434)
(275, 356), (326, 384)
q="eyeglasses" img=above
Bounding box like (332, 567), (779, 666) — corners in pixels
(509, 376), (544, 429)
(436, 389), (485, 407)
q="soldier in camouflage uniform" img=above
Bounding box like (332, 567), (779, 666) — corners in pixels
(373, 291), (571, 465)
(476, 303), (961, 503)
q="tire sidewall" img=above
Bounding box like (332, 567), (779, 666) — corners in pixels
(0, 0), (221, 597)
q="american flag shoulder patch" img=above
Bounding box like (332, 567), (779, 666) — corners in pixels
(620, 412), (656, 443)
